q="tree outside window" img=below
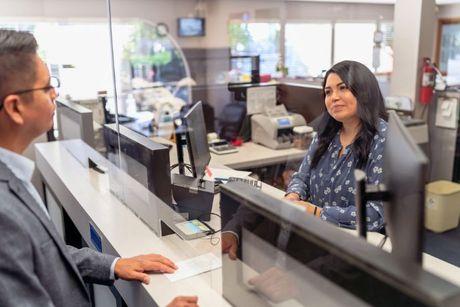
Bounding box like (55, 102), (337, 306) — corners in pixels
(228, 22), (280, 76)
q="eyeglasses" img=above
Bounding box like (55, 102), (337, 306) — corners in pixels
(0, 76), (60, 110)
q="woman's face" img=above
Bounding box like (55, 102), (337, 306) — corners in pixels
(324, 73), (359, 124)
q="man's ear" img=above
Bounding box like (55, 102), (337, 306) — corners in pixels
(2, 95), (25, 125)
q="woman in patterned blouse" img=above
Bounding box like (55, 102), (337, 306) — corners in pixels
(285, 60), (388, 232)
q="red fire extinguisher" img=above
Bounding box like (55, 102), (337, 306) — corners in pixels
(420, 57), (436, 105)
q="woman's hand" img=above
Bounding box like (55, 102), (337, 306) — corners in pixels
(284, 194), (322, 217)
(293, 201), (322, 216)
(284, 193), (301, 201)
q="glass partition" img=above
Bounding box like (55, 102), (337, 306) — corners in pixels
(5, 0), (460, 305)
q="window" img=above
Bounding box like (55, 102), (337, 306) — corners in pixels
(437, 19), (460, 74)
(285, 23), (332, 78)
(0, 21), (189, 103)
(0, 22), (119, 100)
(228, 22), (280, 76)
(376, 22), (394, 74)
(229, 19), (396, 79)
(334, 22), (376, 69)
(283, 21), (393, 78)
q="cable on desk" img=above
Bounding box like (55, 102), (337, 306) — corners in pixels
(207, 232), (221, 246)
(198, 212), (222, 246)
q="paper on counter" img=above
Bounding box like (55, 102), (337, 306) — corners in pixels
(203, 167), (251, 182)
(247, 86), (276, 115)
(165, 253), (221, 282)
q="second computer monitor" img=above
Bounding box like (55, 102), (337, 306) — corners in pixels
(103, 124), (172, 205)
(56, 99), (95, 147)
(384, 110), (428, 264)
(184, 101), (211, 179)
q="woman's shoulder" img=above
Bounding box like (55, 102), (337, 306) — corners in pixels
(369, 118), (387, 151)
(376, 118), (388, 137)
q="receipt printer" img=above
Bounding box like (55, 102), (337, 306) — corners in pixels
(251, 105), (306, 149)
(172, 174), (214, 221)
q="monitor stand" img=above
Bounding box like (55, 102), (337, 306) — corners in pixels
(172, 174), (215, 221)
(354, 169), (390, 239)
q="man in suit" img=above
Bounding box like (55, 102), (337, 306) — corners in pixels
(0, 29), (198, 307)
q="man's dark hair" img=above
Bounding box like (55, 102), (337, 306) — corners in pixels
(0, 29), (38, 107)
(311, 60), (388, 170)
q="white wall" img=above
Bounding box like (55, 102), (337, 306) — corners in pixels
(437, 3), (460, 18)
(0, 0), (204, 48)
(390, 0), (436, 118)
(0, 0), (395, 49)
(203, 0), (394, 48)
(285, 1), (393, 21)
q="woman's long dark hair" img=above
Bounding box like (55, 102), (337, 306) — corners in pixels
(311, 60), (388, 170)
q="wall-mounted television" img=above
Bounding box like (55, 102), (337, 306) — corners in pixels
(177, 17), (205, 37)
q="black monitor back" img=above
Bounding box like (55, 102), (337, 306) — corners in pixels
(103, 124), (171, 205)
(183, 101), (211, 179)
(384, 110), (428, 264)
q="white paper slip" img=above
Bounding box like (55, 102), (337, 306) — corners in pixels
(165, 253), (221, 282)
(247, 86), (277, 115)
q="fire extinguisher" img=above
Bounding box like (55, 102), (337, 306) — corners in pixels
(420, 57), (436, 105)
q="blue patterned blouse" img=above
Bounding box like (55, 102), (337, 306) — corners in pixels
(286, 119), (388, 232)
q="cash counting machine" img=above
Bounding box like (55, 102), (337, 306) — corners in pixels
(251, 105), (306, 149)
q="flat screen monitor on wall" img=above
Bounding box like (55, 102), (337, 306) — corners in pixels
(178, 18), (205, 37)
(56, 99), (95, 148)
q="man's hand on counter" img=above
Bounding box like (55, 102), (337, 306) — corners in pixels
(114, 254), (178, 284)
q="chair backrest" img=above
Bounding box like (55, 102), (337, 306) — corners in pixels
(217, 101), (247, 141)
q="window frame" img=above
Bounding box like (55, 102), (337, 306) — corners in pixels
(435, 18), (460, 75)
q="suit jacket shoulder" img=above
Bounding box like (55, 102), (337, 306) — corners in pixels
(0, 159), (114, 306)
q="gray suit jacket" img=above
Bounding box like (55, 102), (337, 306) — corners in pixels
(0, 160), (117, 307)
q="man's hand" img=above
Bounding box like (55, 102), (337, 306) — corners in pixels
(167, 296), (199, 307)
(249, 267), (298, 303)
(114, 254), (177, 284)
(221, 232), (238, 260)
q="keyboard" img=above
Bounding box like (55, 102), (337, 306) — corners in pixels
(209, 143), (238, 155)
(227, 177), (262, 190)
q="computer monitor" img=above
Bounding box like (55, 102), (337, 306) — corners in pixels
(355, 110), (428, 264)
(183, 101), (211, 179)
(277, 82), (325, 128)
(177, 17), (205, 37)
(103, 123), (171, 205)
(384, 110), (428, 263)
(220, 182), (460, 306)
(56, 100), (95, 147)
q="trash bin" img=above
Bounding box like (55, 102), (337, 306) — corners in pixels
(425, 180), (460, 233)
